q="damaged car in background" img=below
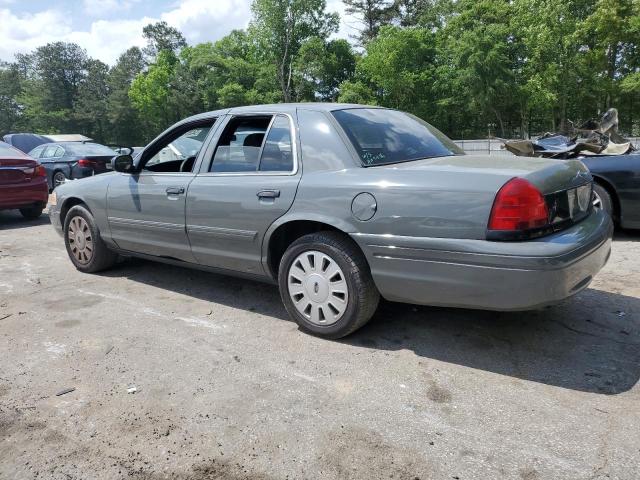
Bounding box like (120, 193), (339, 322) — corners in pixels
(49, 104), (612, 338)
(502, 108), (640, 229)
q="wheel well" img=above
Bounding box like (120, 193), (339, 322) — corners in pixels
(267, 220), (347, 277)
(60, 198), (90, 226)
(592, 175), (620, 221)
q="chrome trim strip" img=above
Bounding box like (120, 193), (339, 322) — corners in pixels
(186, 224), (257, 240)
(108, 217), (184, 231)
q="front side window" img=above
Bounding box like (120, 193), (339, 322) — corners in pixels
(143, 123), (214, 173)
(332, 108), (464, 167)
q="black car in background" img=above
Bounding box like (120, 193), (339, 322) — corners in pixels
(584, 153), (640, 230)
(28, 142), (117, 190)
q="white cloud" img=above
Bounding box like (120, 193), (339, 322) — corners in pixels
(160, 0), (251, 45)
(82, 0), (140, 17)
(0, 0), (357, 66)
(67, 17), (155, 63)
(0, 8), (72, 59)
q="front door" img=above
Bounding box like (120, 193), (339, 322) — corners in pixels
(107, 119), (217, 261)
(186, 113), (301, 274)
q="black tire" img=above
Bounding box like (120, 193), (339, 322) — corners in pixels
(64, 205), (117, 273)
(278, 231), (380, 339)
(52, 171), (66, 190)
(19, 207), (43, 220)
(593, 183), (613, 218)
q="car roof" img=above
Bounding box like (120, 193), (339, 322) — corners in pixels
(177, 103), (384, 125)
(36, 141), (105, 148)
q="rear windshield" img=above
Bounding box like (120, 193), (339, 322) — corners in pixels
(66, 143), (117, 156)
(332, 108), (464, 166)
(0, 142), (27, 157)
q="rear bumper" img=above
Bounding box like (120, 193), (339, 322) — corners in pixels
(352, 209), (613, 311)
(0, 179), (48, 210)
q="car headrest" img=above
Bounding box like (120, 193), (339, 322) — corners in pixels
(243, 133), (264, 148)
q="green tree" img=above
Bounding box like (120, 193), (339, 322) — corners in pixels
(18, 42), (89, 134)
(75, 59), (110, 142)
(107, 47), (146, 146)
(343, 0), (395, 44)
(250, 0), (339, 101)
(294, 38), (356, 101)
(0, 63), (22, 134)
(129, 50), (178, 135)
(142, 21), (188, 59)
(345, 26), (438, 119)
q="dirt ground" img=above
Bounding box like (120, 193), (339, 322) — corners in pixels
(1, 209), (639, 480)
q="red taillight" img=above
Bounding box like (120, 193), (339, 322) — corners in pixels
(488, 178), (549, 231)
(77, 158), (93, 167)
(35, 164), (46, 177)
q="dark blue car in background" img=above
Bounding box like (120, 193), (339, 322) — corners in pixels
(27, 142), (117, 190)
(584, 154), (640, 230)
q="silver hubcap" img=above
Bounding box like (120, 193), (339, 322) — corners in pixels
(54, 173), (65, 187)
(287, 250), (348, 326)
(593, 191), (602, 209)
(67, 216), (93, 264)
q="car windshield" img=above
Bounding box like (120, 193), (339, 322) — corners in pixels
(332, 108), (464, 167)
(66, 143), (117, 156)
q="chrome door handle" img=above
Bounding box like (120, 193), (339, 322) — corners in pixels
(166, 186), (185, 195)
(257, 190), (280, 199)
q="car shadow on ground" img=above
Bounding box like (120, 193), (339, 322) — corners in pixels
(0, 210), (50, 230)
(104, 257), (639, 396)
(614, 228), (640, 241)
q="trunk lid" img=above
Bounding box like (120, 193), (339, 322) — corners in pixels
(387, 154), (591, 194)
(0, 157), (39, 186)
(81, 155), (115, 174)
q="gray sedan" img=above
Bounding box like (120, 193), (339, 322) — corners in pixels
(49, 104), (613, 338)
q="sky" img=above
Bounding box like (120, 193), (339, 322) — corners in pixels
(0, 0), (356, 65)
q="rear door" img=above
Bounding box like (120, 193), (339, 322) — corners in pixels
(186, 113), (301, 275)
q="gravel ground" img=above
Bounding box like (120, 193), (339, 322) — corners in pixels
(1, 209), (639, 480)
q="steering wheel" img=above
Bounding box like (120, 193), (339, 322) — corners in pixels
(179, 156), (196, 173)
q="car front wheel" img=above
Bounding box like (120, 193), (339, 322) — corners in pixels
(278, 231), (379, 339)
(64, 205), (117, 273)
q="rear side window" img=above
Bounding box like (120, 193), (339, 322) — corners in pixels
(209, 115), (295, 173)
(29, 146), (44, 158)
(210, 116), (272, 172)
(42, 145), (59, 158)
(259, 115), (293, 172)
(332, 108), (464, 166)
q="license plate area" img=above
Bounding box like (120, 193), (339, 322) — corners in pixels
(546, 183), (592, 228)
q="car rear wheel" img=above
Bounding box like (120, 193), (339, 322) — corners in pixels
(19, 207), (43, 220)
(53, 171), (66, 189)
(278, 231), (379, 339)
(592, 183), (613, 218)
(64, 205), (117, 273)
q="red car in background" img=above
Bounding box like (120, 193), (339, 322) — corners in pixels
(0, 141), (48, 219)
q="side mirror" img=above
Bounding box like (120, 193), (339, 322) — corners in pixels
(112, 154), (134, 173)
